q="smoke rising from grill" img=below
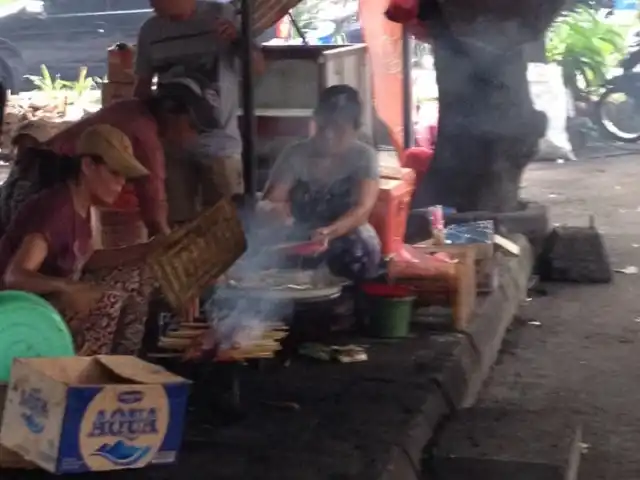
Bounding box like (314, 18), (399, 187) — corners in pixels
(202, 211), (298, 351)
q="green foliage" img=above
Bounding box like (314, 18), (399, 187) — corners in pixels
(24, 65), (101, 98)
(24, 64), (67, 92)
(290, 0), (322, 37)
(69, 66), (97, 97)
(546, 6), (625, 99)
(289, 0), (352, 44)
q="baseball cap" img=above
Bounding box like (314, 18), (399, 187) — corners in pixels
(75, 124), (149, 179)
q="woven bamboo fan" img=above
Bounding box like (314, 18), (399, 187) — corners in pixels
(148, 199), (247, 310)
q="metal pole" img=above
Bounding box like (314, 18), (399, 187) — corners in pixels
(401, 27), (413, 149)
(288, 12), (309, 45)
(0, 82), (5, 136)
(240, 0), (257, 199)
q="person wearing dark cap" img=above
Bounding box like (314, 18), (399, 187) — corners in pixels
(261, 85), (382, 281)
(134, 0), (265, 224)
(45, 93), (202, 237)
(155, 73), (242, 224)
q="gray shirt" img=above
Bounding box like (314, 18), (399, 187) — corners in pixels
(135, 1), (242, 157)
(268, 139), (379, 226)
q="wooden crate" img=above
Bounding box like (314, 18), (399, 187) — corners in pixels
(416, 241), (496, 293)
(394, 248), (477, 331)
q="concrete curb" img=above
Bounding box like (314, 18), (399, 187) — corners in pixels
(377, 235), (533, 480)
(463, 237), (533, 406)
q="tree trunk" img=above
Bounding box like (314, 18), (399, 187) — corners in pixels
(413, 38), (546, 212)
(411, 0), (564, 213)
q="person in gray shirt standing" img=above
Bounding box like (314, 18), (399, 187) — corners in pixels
(134, 0), (264, 224)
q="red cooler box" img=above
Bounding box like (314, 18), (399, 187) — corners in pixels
(369, 168), (416, 257)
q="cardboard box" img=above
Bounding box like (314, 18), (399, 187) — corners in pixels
(0, 383), (36, 469)
(107, 70), (135, 84)
(399, 246), (477, 330)
(102, 81), (134, 106)
(0, 356), (190, 474)
(107, 43), (136, 84)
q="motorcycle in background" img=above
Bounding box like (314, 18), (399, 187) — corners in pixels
(595, 43), (640, 142)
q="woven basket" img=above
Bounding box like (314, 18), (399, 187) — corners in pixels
(148, 199), (247, 310)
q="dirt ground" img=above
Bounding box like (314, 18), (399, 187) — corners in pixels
(477, 156), (640, 480)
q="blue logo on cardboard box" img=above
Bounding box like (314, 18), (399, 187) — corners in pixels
(19, 388), (49, 434)
(78, 387), (170, 469)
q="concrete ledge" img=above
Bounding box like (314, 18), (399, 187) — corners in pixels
(464, 236), (533, 407)
(406, 203), (548, 254)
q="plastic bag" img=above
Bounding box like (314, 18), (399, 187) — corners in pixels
(445, 221), (495, 244)
(528, 63), (576, 162)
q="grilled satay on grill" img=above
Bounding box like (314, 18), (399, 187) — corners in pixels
(182, 329), (218, 361)
(178, 325), (287, 362)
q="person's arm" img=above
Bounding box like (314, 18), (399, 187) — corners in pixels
(259, 180), (293, 224)
(216, 3), (265, 76)
(250, 45), (266, 76)
(323, 179), (379, 239)
(229, 39), (265, 75)
(4, 233), (75, 294)
(133, 25), (155, 99)
(259, 143), (297, 214)
(134, 76), (153, 100)
(262, 181), (290, 204)
(131, 133), (170, 236)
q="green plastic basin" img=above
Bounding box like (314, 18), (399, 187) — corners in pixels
(0, 290), (75, 382)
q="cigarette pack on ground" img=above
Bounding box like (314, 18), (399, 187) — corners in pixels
(0, 356), (190, 474)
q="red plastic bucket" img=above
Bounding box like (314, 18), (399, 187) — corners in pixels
(361, 282), (414, 298)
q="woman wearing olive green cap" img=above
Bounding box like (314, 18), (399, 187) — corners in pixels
(0, 124), (158, 356)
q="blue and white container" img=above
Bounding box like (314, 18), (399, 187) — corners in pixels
(0, 356), (190, 474)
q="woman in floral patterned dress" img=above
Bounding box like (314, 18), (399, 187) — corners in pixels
(0, 125), (157, 356)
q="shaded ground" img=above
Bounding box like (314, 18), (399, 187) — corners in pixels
(477, 156), (640, 480)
